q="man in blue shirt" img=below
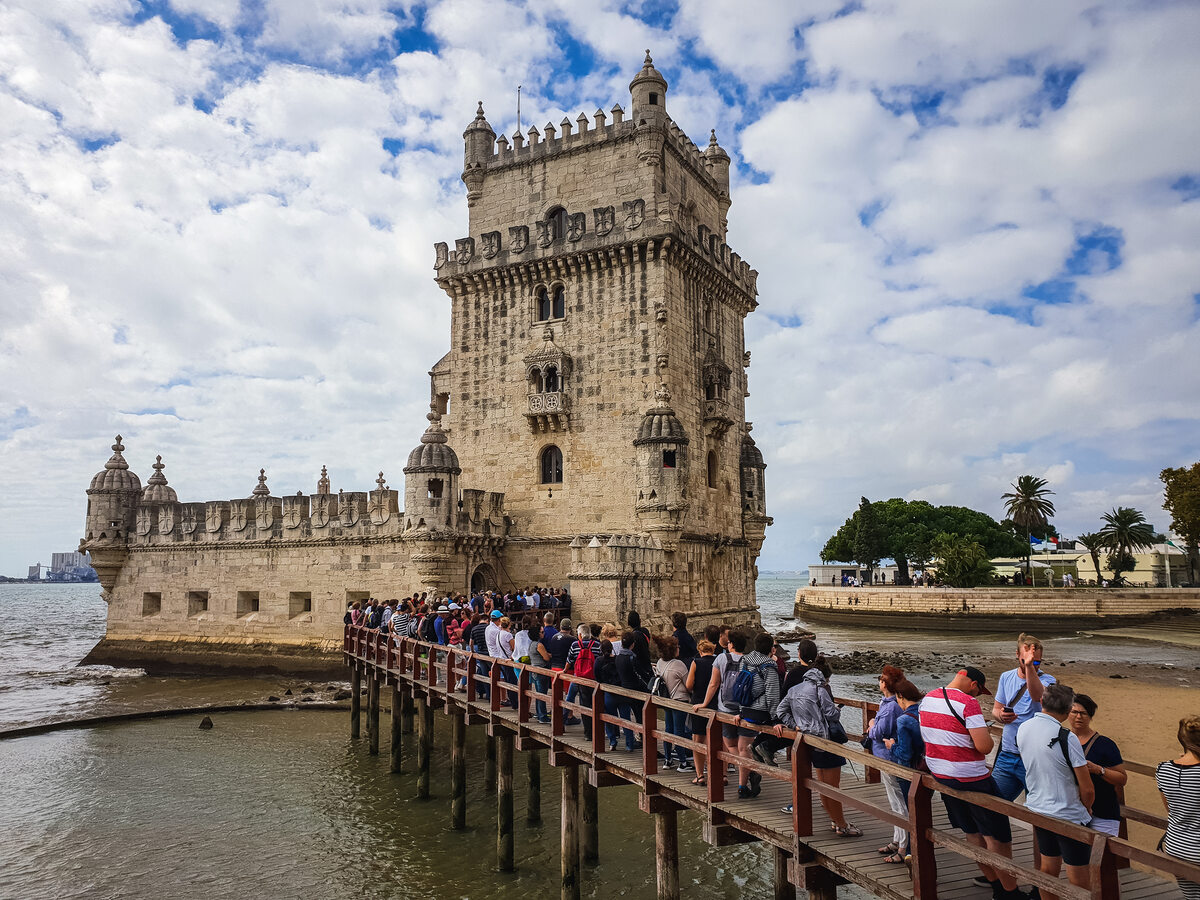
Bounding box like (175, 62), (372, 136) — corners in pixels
(992, 632), (1056, 801)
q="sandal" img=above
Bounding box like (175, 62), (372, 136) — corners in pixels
(691, 776), (706, 786)
(877, 842), (899, 855)
(832, 824), (863, 837)
(882, 852), (905, 864)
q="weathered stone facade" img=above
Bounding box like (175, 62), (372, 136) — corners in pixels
(80, 54), (770, 672)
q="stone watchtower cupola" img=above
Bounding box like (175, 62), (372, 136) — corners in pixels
(81, 435), (142, 594)
(634, 384), (691, 537)
(403, 406), (462, 530)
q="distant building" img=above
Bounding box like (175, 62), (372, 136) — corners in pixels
(27, 565), (42, 580)
(51, 551), (88, 572)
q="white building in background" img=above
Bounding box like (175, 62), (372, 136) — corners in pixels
(51, 551), (88, 572)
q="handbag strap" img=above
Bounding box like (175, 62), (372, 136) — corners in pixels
(941, 688), (968, 728)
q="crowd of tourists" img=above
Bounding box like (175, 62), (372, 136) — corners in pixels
(348, 604), (1199, 900)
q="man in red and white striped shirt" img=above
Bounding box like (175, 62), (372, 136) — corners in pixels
(919, 667), (1029, 900)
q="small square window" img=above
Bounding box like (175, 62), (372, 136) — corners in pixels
(142, 592), (162, 616)
(289, 592), (312, 618)
(237, 591), (260, 617)
(187, 591), (209, 617)
(662, 450), (676, 468)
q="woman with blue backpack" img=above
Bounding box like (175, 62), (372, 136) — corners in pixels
(887, 679), (926, 863)
(731, 632), (782, 799)
(773, 639), (861, 836)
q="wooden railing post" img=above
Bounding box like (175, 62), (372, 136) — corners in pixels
(907, 776), (938, 899)
(551, 676), (566, 736)
(591, 687), (606, 754)
(791, 735), (813, 837)
(642, 696), (659, 776)
(367, 671), (380, 755)
(518, 666), (531, 723)
(490, 661), (502, 712)
(416, 693), (432, 799)
(706, 713), (725, 804)
(1087, 835), (1118, 900)
(561, 765), (581, 900)
(654, 806), (680, 900)
(445, 649), (456, 694)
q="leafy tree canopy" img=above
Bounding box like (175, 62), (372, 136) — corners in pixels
(931, 533), (995, 588)
(821, 498), (1026, 584)
(1161, 462), (1200, 582)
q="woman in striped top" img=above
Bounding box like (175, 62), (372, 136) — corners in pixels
(1158, 715), (1200, 900)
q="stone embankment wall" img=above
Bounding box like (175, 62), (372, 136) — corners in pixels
(794, 586), (1200, 629)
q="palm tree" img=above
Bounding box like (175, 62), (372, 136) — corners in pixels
(1002, 475), (1056, 582)
(1097, 507), (1155, 584)
(1076, 532), (1104, 585)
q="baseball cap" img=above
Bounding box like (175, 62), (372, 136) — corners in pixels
(962, 666), (991, 695)
(490, 609), (503, 619)
(448, 602), (460, 610)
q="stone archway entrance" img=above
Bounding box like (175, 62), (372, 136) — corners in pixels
(471, 563), (497, 594)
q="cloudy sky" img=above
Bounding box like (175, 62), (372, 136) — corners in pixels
(1, 0), (1198, 577)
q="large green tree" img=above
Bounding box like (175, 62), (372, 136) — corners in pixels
(821, 498), (1025, 585)
(1097, 506), (1155, 585)
(1075, 532), (1105, 585)
(852, 496), (885, 580)
(1161, 463), (1200, 584)
(1001, 475), (1056, 581)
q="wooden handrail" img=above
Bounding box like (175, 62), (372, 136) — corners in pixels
(346, 625), (1200, 895)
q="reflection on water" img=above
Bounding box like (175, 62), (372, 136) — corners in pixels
(0, 710), (826, 900)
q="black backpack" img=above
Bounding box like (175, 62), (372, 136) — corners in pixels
(419, 615), (437, 642)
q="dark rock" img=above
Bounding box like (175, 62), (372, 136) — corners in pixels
(199, 716), (214, 729)
(267, 696), (281, 702)
(333, 689), (353, 701)
(1109, 674), (1125, 679)
(300, 686), (316, 694)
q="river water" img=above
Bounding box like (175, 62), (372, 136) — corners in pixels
(1, 578), (1196, 899)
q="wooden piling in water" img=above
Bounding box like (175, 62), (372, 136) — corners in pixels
(496, 731), (515, 872)
(654, 807), (680, 900)
(401, 684), (414, 734)
(526, 748), (541, 825)
(484, 733), (497, 791)
(416, 694), (432, 799)
(582, 776), (599, 865)
(390, 682), (403, 773)
(561, 765), (581, 900)
(773, 847), (796, 900)
(350, 667), (361, 739)
(451, 714), (466, 829)
(367, 673), (380, 755)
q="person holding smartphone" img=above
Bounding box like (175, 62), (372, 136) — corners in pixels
(992, 632), (1056, 801)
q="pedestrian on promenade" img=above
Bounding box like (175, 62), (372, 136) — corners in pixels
(773, 640), (858, 836)
(993, 633), (1056, 801)
(672, 612), (698, 667)
(686, 639), (718, 785)
(469, 612), (490, 699)
(1157, 715), (1200, 900)
(1017, 683), (1094, 900)
(626, 611), (653, 685)
(496, 616), (517, 709)
(869, 665), (907, 857)
(1066, 693), (1127, 837)
(919, 667), (1026, 900)
(732, 632), (781, 799)
(653, 634), (694, 772)
(565, 624), (601, 740)
(694, 629), (747, 788)
(610, 631), (648, 746)
(886, 678), (926, 862)
(518, 621), (552, 723)
(595, 640), (635, 749)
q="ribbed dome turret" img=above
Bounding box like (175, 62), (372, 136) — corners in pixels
(740, 430), (765, 469)
(404, 409), (462, 473)
(88, 436), (142, 492)
(634, 385), (689, 445)
(141, 455), (177, 503)
(705, 129), (730, 165)
(629, 50), (668, 96)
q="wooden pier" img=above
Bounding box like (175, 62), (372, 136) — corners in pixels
(345, 626), (1195, 900)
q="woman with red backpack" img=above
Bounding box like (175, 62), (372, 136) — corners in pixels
(566, 624), (600, 740)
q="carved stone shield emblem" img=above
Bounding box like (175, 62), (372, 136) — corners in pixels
(434, 241), (448, 269)
(255, 498), (274, 530)
(623, 198), (645, 229)
(593, 206), (615, 236)
(481, 231), (501, 259)
(566, 212), (586, 242)
(455, 237), (475, 265)
(205, 502), (223, 533)
(369, 492), (390, 526)
(182, 507), (198, 535)
(283, 496), (302, 529)
(229, 501), (248, 532)
(535, 220), (553, 248)
(311, 496), (331, 529)
(136, 507), (153, 536)
(158, 505), (175, 535)
(509, 225), (528, 253)
(339, 496), (359, 526)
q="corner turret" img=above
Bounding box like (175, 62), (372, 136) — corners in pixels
(403, 406), (462, 530)
(630, 50), (668, 164)
(634, 384), (690, 531)
(462, 101), (495, 208)
(739, 425), (767, 518)
(81, 435), (142, 595)
(704, 130), (732, 235)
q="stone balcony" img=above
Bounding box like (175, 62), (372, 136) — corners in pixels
(525, 391), (570, 432)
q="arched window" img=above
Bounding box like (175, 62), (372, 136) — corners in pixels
(552, 285), (565, 318)
(529, 366), (543, 392)
(543, 365), (559, 393)
(706, 451), (718, 489)
(547, 207), (568, 242)
(540, 445), (563, 484)
(536, 287), (552, 321)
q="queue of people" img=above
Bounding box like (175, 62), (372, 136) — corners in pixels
(349, 607), (1198, 900)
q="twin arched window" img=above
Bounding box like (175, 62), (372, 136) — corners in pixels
(528, 364), (560, 393)
(536, 285), (566, 321)
(540, 445), (563, 484)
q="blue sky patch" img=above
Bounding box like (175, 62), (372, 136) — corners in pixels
(382, 138), (404, 157)
(858, 198), (885, 227)
(766, 313), (804, 328)
(1040, 64), (1083, 110)
(1171, 174), (1200, 201)
(78, 134), (119, 152)
(1021, 278), (1076, 305)
(132, 0), (223, 45)
(1064, 224), (1123, 275)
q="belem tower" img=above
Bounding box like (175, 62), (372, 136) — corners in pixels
(79, 54), (772, 673)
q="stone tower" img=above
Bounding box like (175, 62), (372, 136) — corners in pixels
(431, 53), (769, 627)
